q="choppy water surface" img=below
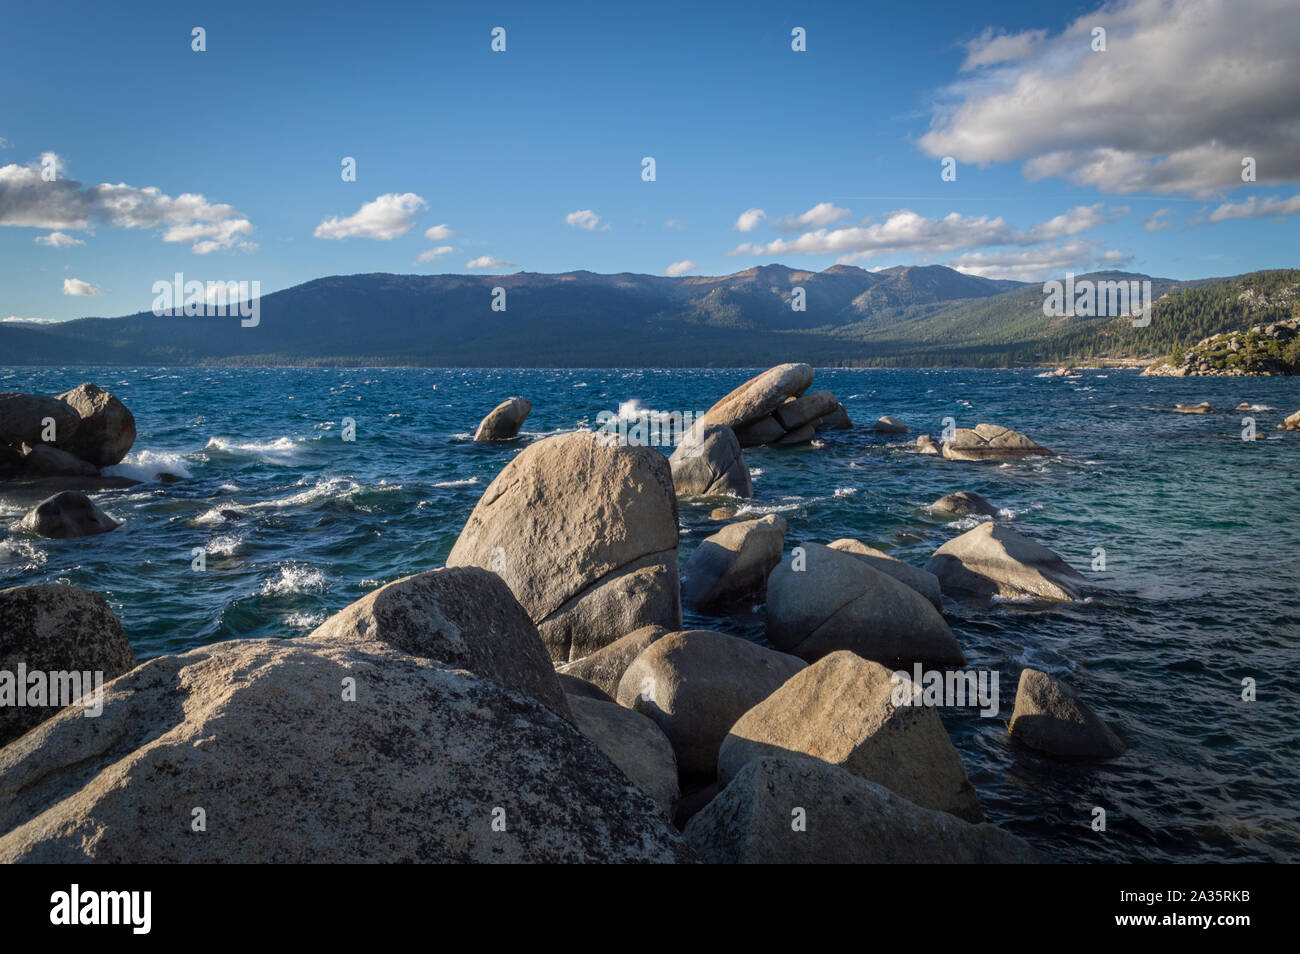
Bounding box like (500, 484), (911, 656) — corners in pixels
(2, 365), (1297, 863)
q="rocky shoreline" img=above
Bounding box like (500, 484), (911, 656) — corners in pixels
(3, 364), (1285, 863)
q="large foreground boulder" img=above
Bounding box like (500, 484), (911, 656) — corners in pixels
(698, 364), (814, 432)
(766, 543), (963, 666)
(556, 625), (668, 700)
(681, 515), (786, 610)
(55, 383), (136, 467)
(0, 584), (137, 748)
(568, 695), (679, 815)
(0, 638), (691, 862)
(19, 491), (118, 538)
(0, 393), (80, 450)
(826, 538), (943, 611)
(684, 756), (1038, 863)
(718, 652), (983, 821)
(925, 523), (1087, 601)
(616, 630), (806, 777)
(473, 397), (532, 441)
(307, 566), (570, 719)
(1009, 669), (1125, 759)
(942, 424), (1054, 461)
(668, 423), (752, 497)
(446, 431), (681, 663)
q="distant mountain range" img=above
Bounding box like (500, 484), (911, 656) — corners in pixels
(4, 264), (1297, 368)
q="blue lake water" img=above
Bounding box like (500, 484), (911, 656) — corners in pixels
(2, 365), (1298, 863)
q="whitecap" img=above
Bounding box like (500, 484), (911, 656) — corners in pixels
(205, 436), (308, 465)
(105, 449), (194, 482)
(260, 564), (327, 596)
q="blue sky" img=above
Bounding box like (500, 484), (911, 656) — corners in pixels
(2, 0), (1297, 321)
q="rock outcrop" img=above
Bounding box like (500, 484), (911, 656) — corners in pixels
(446, 431), (681, 663)
(1279, 409), (1300, 430)
(872, 415), (909, 434)
(0, 393), (80, 450)
(1173, 402), (1213, 414)
(942, 424), (1055, 461)
(680, 515), (786, 610)
(766, 543), (963, 666)
(1009, 668), (1125, 759)
(473, 397), (532, 441)
(668, 423), (752, 497)
(19, 491), (118, 538)
(0, 583), (137, 748)
(718, 652), (983, 821)
(925, 523), (1087, 602)
(930, 491), (1000, 518)
(55, 383), (136, 467)
(615, 630), (805, 777)
(555, 625), (669, 700)
(684, 756), (1038, 863)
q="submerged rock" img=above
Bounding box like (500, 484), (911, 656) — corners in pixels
(1279, 409), (1300, 430)
(0, 638), (691, 862)
(668, 423), (752, 497)
(681, 515), (786, 610)
(872, 415), (909, 434)
(930, 491), (1000, 518)
(55, 383), (136, 467)
(446, 431), (681, 663)
(1173, 402), (1214, 415)
(473, 397), (532, 441)
(766, 543), (963, 666)
(19, 491), (118, 538)
(718, 651), (983, 821)
(915, 434), (941, 455)
(684, 755), (1038, 863)
(615, 630), (805, 777)
(1009, 668), (1125, 759)
(942, 424), (1055, 461)
(925, 522), (1087, 602)
(0, 583), (137, 748)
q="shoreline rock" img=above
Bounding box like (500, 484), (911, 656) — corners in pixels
(1009, 668), (1125, 759)
(473, 397), (532, 441)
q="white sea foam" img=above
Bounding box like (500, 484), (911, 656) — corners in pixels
(105, 449), (193, 482)
(205, 534), (242, 556)
(432, 477), (479, 488)
(833, 487), (857, 497)
(285, 612), (325, 629)
(260, 564), (327, 596)
(0, 536), (46, 569)
(205, 436), (307, 465)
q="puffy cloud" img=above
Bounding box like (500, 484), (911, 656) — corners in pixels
(423, 223), (454, 240)
(466, 255), (516, 269)
(62, 277), (100, 296)
(772, 202), (850, 231)
(314, 192), (427, 240)
(1206, 194), (1300, 223)
(729, 204), (1122, 265)
(564, 209), (602, 230)
(0, 154), (255, 253)
(1142, 209), (1176, 232)
(733, 208), (766, 232)
(416, 246), (455, 262)
(946, 240), (1130, 281)
(664, 260), (701, 276)
(34, 230), (84, 247)
(921, 0), (1300, 195)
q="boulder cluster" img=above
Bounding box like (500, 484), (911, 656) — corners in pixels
(0, 363), (1133, 863)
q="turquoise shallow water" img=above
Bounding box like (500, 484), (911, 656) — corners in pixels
(2, 365), (1298, 863)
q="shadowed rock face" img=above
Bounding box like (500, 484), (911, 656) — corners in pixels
(872, 415), (909, 433)
(19, 491), (118, 538)
(55, 383), (136, 467)
(446, 431), (681, 663)
(766, 543), (964, 666)
(473, 397), (532, 440)
(941, 423), (1054, 461)
(717, 652), (983, 822)
(773, 390), (837, 432)
(0, 638), (692, 863)
(568, 694), (679, 816)
(616, 630), (806, 777)
(18, 444), (97, 478)
(681, 515), (786, 610)
(306, 565), (571, 721)
(0, 583), (137, 748)
(925, 522), (1088, 602)
(668, 423), (752, 497)
(684, 755), (1039, 864)
(0, 393), (81, 449)
(1009, 668), (1126, 759)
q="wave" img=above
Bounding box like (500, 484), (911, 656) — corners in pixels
(259, 564), (327, 596)
(205, 436), (310, 465)
(105, 449), (194, 482)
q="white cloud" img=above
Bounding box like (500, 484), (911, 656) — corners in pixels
(729, 203), (1122, 265)
(947, 239), (1130, 281)
(565, 209), (602, 230)
(314, 192), (427, 240)
(1207, 194), (1300, 223)
(772, 202), (850, 231)
(961, 27), (1047, 71)
(921, 0), (1300, 196)
(34, 230), (84, 247)
(0, 154), (255, 253)
(466, 256), (516, 269)
(62, 277), (100, 296)
(424, 223), (454, 240)
(734, 208), (766, 232)
(2, 316), (60, 324)
(1142, 209), (1175, 232)
(416, 246), (455, 262)
(664, 260), (701, 276)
